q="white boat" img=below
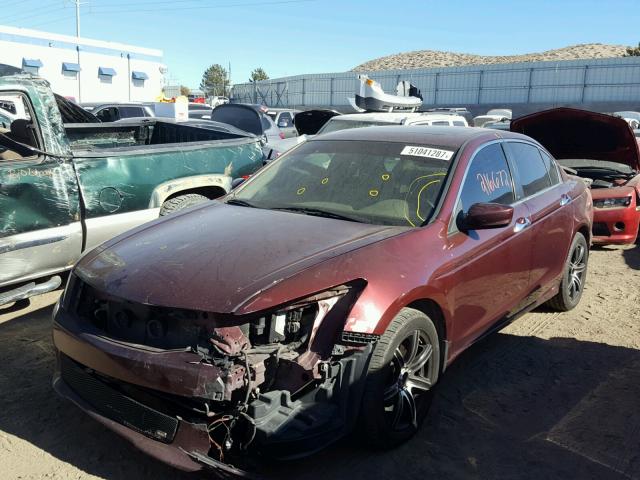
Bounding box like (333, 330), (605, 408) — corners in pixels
(354, 75), (423, 112)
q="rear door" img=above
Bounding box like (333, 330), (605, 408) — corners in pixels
(444, 142), (533, 352)
(503, 141), (574, 298)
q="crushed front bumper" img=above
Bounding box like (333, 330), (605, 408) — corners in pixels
(52, 307), (372, 474)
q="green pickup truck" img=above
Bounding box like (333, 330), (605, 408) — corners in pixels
(0, 73), (265, 305)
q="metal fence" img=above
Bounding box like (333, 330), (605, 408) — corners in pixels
(231, 57), (640, 111)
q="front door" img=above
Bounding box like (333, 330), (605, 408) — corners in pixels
(440, 142), (534, 354)
(0, 93), (81, 287)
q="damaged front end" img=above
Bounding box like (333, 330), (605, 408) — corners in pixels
(52, 274), (375, 474)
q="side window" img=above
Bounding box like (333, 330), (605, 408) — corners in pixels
(118, 106), (144, 118)
(95, 107), (119, 122)
(0, 92), (40, 160)
(431, 121), (450, 126)
(458, 143), (515, 214)
(506, 142), (552, 198)
(539, 150), (560, 185)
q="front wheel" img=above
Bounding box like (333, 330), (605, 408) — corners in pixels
(359, 308), (440, 449)
(159, 193), (209, 216)
(546, 232), (589, 311)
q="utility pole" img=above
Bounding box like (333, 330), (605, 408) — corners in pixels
(75, 0), (81, 37)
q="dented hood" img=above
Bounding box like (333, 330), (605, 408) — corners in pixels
(511, 107), (640, 170)
(76, 202), (402, 314)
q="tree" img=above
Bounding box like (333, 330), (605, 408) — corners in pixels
(624, 42), (640, 56)
(250, 67), (269, 82)
(200, 64), (229, 97)
(179, 85), (191, 96)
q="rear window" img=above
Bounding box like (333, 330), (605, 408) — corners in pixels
(318, 119), (396, 134)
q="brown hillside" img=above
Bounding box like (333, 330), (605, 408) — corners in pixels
(353, 43), (629, 71)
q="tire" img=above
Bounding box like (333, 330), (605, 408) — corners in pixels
(159, 193), (209, 216)
(359, 308), (440, 449)
(546, 232), (589, 311)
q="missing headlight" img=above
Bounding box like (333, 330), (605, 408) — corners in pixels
(249, 303), (319, 346)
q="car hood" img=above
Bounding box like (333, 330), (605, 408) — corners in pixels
(510, 107), (640, 170)
(76, 202), (403, 314)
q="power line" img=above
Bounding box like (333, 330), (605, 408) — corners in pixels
(1, 3), (68, 24)
(84, 0), (317, 15)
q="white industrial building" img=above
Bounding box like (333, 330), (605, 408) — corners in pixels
(0, 25), (165, 103)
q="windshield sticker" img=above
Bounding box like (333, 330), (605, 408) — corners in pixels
(477, 170), (510, 196)
(401, 146), (454, 160)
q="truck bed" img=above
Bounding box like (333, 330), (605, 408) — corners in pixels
(65, 119), (255, 151)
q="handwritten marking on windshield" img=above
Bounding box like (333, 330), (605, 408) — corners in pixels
(369, 190), (379, 197)
(381, 174), (390, 181)
(297, 187), (306, 195)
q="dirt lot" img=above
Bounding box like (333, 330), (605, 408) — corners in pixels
(1, 243), (639, 480)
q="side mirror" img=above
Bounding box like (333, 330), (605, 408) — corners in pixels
(231, 177), (246, 189)
(460, 202), (513, 231)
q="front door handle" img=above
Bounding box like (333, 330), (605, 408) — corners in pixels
(560, 194), (571, 206)
(514, 217), (532, 233)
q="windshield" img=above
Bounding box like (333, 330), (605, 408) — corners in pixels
(318, 119), (396, 134)
(230, 139), (454, 226)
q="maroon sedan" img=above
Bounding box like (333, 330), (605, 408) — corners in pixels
(52, 126), (592, 475)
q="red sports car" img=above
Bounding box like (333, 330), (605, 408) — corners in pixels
(511, 107), (640, 245)
(52, 126), (592, 475)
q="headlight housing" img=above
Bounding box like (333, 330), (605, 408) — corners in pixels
(593, 197), (632, 209)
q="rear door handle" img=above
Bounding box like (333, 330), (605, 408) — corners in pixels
(560, 194), (571, 206)
(514, 217), (532, 233)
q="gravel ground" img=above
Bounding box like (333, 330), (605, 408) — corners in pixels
(1, 243), (639, 480)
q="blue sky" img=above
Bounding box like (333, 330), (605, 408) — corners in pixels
(2, 0), (639, 88)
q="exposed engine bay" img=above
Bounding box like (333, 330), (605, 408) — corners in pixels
(62, 276), (375, 471)
(559, 159), (637, 188)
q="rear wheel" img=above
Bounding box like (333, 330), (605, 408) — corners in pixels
(159, 193), (209, 216)
(359, 308), (440, 449)
(546, 232), (588, 311)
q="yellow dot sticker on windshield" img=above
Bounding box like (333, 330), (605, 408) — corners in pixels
(369, 189), (379, 197)
(297, 187), (306, 195)
(321, 177), (329, 185)
(381, 174), (390, 181)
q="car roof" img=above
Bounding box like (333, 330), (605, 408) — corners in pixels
(330, 112), (466, 123)
(313, 125), (527, 148)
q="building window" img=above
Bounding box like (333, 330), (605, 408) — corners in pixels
(98, 66), (116, 84)
(22, 58), (43, 75)
(131, 71), (148, 88)
(62, 62), (80, 79)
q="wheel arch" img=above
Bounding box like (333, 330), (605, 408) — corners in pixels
(148, 174), (231, 208)
(404, 299), (449, 370)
